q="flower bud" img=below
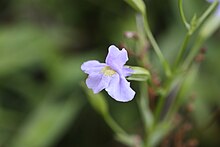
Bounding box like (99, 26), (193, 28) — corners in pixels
(126, 66), (150, 82)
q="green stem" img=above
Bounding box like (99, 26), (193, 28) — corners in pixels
(138, 83), (154, 134)
(175, 0), (218, 71)
(138, 83), (154, 147)
(164, 78), (185, 122)
(182, 35), (204, 70)
(136, 14), (148, 51)
(154, 95), (165, 123)
(178, 0), (190, 29)
(154, 76), (173, 123)
(142, 14), (172, 77)
(173, 33), (190, 70)
(104, 114), (138, 147)
(197, 0), (219, 27)
(104, 114), (127, 135)
(154, 91), (173, 123)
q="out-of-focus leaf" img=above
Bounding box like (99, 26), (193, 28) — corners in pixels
(49, 58), (85, 88)
(48, 51), (102, 90)
(0, 24), (61, 76)
(200, 14), (220, 39)
(0, 108), (23, 129)
(82, 83), (108, 116)
(147, 122), (171, 147)
(178, 65), (199, 104)
(8, 96), (84, 147)
(0, 108), (23, 146)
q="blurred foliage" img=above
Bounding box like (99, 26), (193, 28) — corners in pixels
(0, 0), (219, 147)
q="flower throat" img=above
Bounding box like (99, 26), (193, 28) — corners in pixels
(101, 66), (116, 76)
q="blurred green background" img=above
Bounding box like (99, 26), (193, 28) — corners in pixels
(0, 0), (219, 147)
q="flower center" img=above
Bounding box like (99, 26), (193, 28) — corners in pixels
(101, 66), (116, 76)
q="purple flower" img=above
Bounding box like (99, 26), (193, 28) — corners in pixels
(208, 0), (220, 16)
(81, 45), (135, 102)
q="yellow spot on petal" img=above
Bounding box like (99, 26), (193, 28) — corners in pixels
(101, 66), (116, 76)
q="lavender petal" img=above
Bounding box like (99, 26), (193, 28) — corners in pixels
(216, 5), (220, 16)
(105, 45), (128, 74)
(81, 60), (106, 74)
(86, 73), (111, 94)
(105, 74), (135, 102)
(122, 66), (134, 77)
